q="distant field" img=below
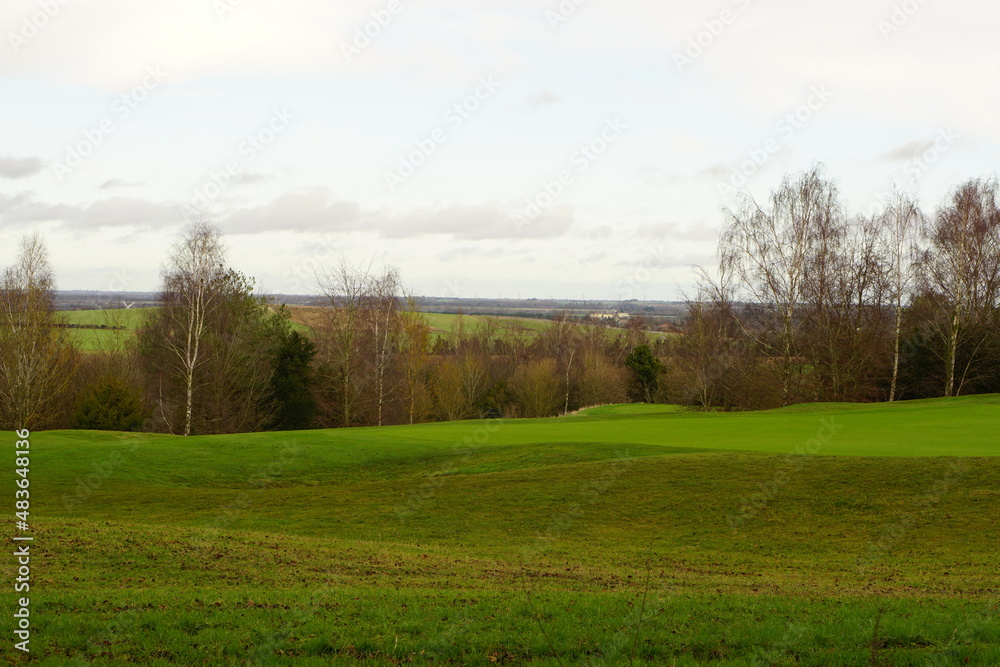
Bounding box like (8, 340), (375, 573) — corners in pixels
(290, 307), (666, 343)
(27, 395), (1000, 664)
(421, 312), (552, 336)
(61, 307), (311, 352)
(64, 306), (663, 353)
(59, 308), (151, 352)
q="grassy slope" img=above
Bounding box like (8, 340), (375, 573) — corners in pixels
(16, 397), (1000, 664)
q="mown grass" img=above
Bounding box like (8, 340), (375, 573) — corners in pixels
(8, 397), (1000, 664)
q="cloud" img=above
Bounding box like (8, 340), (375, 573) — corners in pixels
(234, 172), (271, 185)
(0, 156), (44, 179)
(526, 90), (559, 110)
(635, 166), (682, 187)
(699, 163), (732, 180)
(219, 187), (361, 233)
(879, 140), (936, 162)
(388, 202), (574, 240)
(634, 222), (680, 239)
(99, 179), (146, 190)
(219, 188), (574, 240)
(0, 192), (33, 215)
(74, 198), (181, 228)
(0, 192), (181, 229)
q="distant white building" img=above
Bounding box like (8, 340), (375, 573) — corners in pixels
(590, 309), (630, 325)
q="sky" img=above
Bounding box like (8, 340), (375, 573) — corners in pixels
(1, 0), (998, 300)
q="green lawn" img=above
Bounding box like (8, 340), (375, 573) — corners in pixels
(18, 396), (1000, 664)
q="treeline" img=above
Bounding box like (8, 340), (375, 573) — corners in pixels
(677, 167), (1000, 409)
(0, 224), (663, 433)
(1, 166), (998, 433)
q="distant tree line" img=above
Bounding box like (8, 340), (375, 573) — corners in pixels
(679, 167), (1000, 409)
(1, 166), (998, 433)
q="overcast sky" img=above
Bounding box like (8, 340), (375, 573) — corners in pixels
(1, 0), (997, 299)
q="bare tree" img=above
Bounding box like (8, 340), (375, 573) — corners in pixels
(922, 179), (1000, 396)
(709, 167), (841, 405)
(0, 234), (76, 430)
(802, 212), (891, 402)
(316, 258), (370, 427)
(400, 295), (432, 425)
(877, 191), (924, 401)
(316, 259), (407, 427)
(538, 313), (580, 414)
(367, 267), (402, 426)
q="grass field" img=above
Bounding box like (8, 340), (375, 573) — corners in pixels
(59, 309), (151, 353)
(14, 396), (1000, 664)
(61, 307), (662, 354)
(417, 313), (670, 342)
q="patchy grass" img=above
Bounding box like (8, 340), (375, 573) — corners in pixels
(16, 397), (1000, 664)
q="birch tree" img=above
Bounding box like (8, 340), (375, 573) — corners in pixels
(367, 267), (402, 426)
(923, 179), (1000, 396)
(877, 192), (923, 401)
(150, 222), (227, 436)
(317, 259), (369, 427)
(712, 167), (840, 405)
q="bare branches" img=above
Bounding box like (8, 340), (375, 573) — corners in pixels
(0, 233), (76, 430)
(922, 178), (1000, 396)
